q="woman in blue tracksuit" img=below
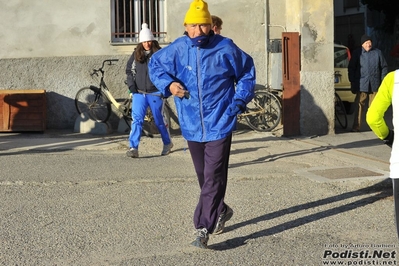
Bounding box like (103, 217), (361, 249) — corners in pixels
(148, 0), (256, 249)
(125, 23), (172, 158)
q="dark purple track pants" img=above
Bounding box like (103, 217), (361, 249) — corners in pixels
(187, 134), (232, 232)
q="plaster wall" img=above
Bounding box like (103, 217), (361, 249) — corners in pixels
(0, 0), (117, 58)
(294, 0), (335, 135)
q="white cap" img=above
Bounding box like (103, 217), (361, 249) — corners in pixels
(139, 23), (155, 43)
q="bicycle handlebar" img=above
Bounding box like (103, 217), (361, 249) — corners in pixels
(90, 59), (119, 77)
(106, 59), (119, 63)
(102, 59), (119, 67)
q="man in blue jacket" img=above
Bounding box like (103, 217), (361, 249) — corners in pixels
(149, 0), (256, 249)
(348, 34), (388, 132)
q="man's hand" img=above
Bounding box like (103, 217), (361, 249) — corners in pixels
(226, 99), (246, 116)
(169, 82), (188, 98)
(350, 82), (358, 94)
(384, 129), (394, 148)
(129, 85), (138, 94)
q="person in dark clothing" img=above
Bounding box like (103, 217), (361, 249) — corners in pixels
(211, 15), (223, 34)
(390, 41), (399, 69)
(348, 34), (388, 132)
(125, 23), (173, 158)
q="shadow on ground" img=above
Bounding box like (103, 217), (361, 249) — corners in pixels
(211, 179), (392, 250)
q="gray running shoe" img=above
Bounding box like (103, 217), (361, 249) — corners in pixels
(191, 228), (209, 249)
(126, 148), (139, 158)
(212, 205), (234, 235)
(161, 143), (173, 156)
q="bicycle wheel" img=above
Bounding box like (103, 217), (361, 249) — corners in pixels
(244, 91), (282, 132)
(75, 87), (111, 122)
(122, 112), (132, 130)
(162, 99), (172, 131)
(334, 92), (347, 129)
(122, 96), (132, 130)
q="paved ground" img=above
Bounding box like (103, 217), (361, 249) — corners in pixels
(0, 122), (398, 265)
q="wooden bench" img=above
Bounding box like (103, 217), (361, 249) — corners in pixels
(0, 89), (46, 132)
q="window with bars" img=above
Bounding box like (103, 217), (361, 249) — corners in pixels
(111, 0), (166, 44)
(343, 0), (360, 11)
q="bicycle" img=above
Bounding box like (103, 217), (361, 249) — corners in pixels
(74, 59), (167, 137)
(75, 59), (132, 124)
(334, 92), (347, 129)
(239, 87), (282, 132)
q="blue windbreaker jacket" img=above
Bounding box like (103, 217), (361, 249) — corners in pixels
(149, 33), (256, 142)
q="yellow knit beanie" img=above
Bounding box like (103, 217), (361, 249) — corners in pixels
(183, 0), (212, 25)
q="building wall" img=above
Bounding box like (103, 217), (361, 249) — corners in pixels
(298, 0), (335, 135)
(0, 0), (334, 136)
(0, 1), (131, 129)
(0, 1), (119, 58)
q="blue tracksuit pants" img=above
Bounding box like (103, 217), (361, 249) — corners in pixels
(128, 93), (171, 149)
(187, 134), (232, 232)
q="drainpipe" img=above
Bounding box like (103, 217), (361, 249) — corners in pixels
(264, 0), (269, 85)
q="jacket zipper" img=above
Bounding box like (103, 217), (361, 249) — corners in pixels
(197, 47), (206, 141)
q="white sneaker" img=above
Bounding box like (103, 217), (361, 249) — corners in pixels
(126, 148), (139, 158)
(212, 205), (234, 234)
(191, 228), (209, 249)
(161, 143), (173, 156)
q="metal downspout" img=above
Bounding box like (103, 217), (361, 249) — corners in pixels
(265, 0), (269, 85)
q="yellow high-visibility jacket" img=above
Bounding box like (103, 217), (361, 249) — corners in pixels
(366, 70), (399, 178)
(366, 71), (396, 139)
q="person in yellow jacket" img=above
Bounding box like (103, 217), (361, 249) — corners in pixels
(366, 70), (396, 238)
